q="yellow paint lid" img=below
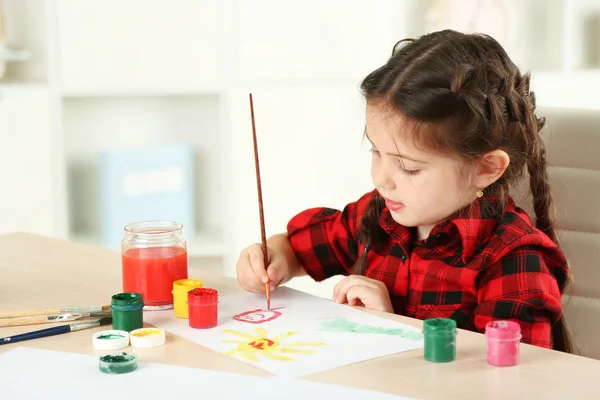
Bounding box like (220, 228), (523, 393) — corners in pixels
(172, 279), (203, 294)
(130, 328), (166, 348)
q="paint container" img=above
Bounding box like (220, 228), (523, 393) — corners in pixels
(92, 330), (130, 350)
(111, 292), (144, 332)
(121, 220), (188, 310)
(485, 320), (522, 366)
(130, 328), (166, 348)
(423, 318), (457, 363)
(188, 288), (218, 329)
(172, 279), (203, 318)
(99, 352), (137, 374)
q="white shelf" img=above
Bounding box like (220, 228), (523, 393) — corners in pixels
(61, 94), (224, 255)
(70, 231), (225, 258)
(532, 69), (600, 110)
(0, 81), (49, 92)
(59, 85), (226, 98)
(0, 0), (49, 83)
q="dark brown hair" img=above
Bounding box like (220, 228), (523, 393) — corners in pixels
(355, 30), (572, 353)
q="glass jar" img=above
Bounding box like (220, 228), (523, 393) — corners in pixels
(121, 220), (188, 309)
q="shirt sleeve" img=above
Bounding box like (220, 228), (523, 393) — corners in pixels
(474, 245), (565, 349)
(286, 190), (375, 281)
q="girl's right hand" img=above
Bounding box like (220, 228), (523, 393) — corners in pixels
(236, 243), (290, 293)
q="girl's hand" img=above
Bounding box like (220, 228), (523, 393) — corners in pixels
(236, 243), (290, 293)
(332, 275), (394, 313)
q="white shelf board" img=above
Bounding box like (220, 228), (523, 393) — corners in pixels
(0, 81), (49, 92)
(59, 85), (226, 98)
(532, 69), (600, 110)
(70, 231), (225, 258)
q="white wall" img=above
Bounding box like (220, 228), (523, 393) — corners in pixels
(223, 0), (403, 297)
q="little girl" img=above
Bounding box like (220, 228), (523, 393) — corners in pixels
(236, 29), (571, 352)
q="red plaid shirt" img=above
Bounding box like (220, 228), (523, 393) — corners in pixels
(287, 190), (569, 349)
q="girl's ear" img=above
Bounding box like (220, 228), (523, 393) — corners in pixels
(473, 150), (510, 188)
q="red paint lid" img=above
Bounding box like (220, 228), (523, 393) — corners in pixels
(485, 320), (522, 340)
(187, 288), (218, 305)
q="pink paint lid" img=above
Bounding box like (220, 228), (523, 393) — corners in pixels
(485, 320), (522, 340)
(187, 288), (218, 305)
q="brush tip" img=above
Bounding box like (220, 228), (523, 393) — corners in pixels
(99, 317), (113, 325)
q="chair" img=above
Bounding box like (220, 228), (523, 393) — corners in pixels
(512, 106), (600, 359)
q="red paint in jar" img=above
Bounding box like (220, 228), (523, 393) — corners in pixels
(122, 246), (188, 306)
(121, 221), (189, 308)
(188, 288), (218, 329)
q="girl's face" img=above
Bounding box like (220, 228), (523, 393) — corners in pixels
(366, 103), (477, 240)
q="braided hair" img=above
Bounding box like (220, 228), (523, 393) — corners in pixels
(355, 30), (571, 353)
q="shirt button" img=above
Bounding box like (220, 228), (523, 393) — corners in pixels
(401, 255), (406, 261)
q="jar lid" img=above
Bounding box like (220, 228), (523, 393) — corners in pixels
(423, 318), (457, 336)
(93, 330), (130, 350)
(130, 328), (166, 348)
(187, 288), (218, 305)
(172, 279), (203, 294)
(99, 352), (137, 374)
(111, 292), (144, 311)
(485, 320), (522, 340)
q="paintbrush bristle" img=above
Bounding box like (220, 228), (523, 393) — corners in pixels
(99, 317), (113, 326)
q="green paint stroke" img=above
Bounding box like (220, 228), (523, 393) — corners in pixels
(317, 317), (423, 340)
(97, 334), (126, 340)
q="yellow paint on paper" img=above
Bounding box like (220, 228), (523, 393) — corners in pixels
(221, 328), (326, 362)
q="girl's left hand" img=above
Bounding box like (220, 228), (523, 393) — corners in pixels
(332, 275), (394, 313)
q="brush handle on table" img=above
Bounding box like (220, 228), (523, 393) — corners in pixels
(0, 325), (70, 345)
(0, 315), (51, 327)
(0, 308), (61, 318)
(0, 313), (93, 327)
(0, 306), (108, 318)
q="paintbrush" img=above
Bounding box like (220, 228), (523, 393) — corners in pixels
(0, 310), (112, 328)
(249, 93), (271, 310)
(0, 317), (112, 346)
(0, 305), (111, 319)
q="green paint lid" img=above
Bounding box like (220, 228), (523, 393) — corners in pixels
(423, 318), (457, 337)
(111, 293), (144, 311)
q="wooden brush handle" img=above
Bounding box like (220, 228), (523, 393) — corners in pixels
(0, 308), (59, 318)
(0, 315), (49, 327)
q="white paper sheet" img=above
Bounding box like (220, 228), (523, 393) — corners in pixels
(0, 347), (415, 399)
(144, 286), (424, 377)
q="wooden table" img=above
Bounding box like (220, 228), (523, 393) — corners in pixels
(1, 232), (600, 399)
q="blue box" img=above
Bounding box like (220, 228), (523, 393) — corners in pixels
(99, 142), (196, 249)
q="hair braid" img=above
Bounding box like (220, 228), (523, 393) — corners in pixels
(352, 193), (386, 275)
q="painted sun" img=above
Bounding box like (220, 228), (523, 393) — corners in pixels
(221, 327), (326, 362)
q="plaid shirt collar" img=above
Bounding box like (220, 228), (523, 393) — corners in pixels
(378, 195), (505, 264)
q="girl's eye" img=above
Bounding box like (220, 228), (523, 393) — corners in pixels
(397, 159), (419, 175)
(370, 148), (380, 156)
(400, 168), (420, 176)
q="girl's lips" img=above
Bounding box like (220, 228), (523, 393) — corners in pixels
(383, 197), (404, 211)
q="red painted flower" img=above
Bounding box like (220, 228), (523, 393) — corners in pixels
(248, 338), (275, 350)
(233, 307), (284, 324)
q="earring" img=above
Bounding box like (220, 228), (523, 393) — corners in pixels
(476, 187), (484, 198)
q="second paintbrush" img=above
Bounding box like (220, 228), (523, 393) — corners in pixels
(0, 310), (112, 328)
